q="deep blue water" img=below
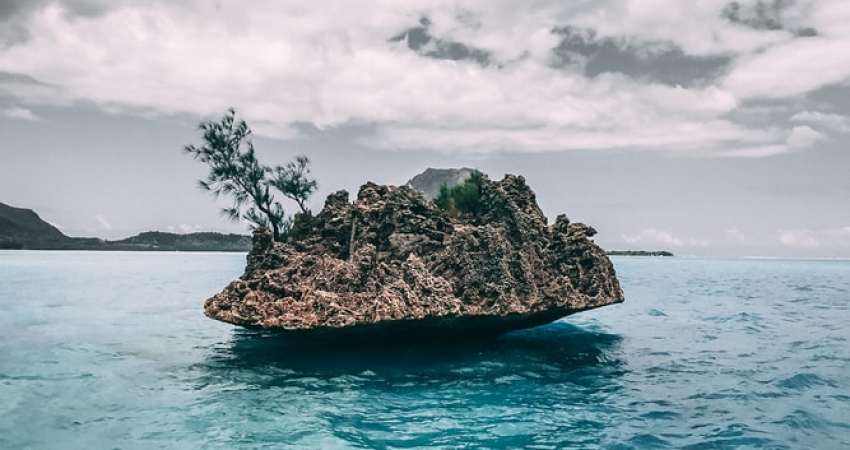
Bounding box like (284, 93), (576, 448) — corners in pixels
(1, 251), (848, 450)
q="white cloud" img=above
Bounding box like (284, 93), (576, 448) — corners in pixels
(178, 223), (203, 233)
(791, 111), (850, 133)
(0, 106), (39, 120)
(0, 0), (847, 156)
(570, 0), (793, 56)
(716, 1), (850, 99)
(623, 228), (682, 247)
(786, 125), (826, 150)
(94, 214), (112, 231)
(621, 228), (709, 248)
(714, 144), (791, 158)
(721, 37), (850, 99)
(778, 226), (850, 249)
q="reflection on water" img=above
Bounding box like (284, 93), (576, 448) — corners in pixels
(202, 321), (625, 383)
(185, 322), (627, 449)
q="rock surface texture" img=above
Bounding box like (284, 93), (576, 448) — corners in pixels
(204, 174), (624, 342)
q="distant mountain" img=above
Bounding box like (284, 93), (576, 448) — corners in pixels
(406, 167), (477, 200)
(0, 202), (72, 249)
(0, 201), (250, 251)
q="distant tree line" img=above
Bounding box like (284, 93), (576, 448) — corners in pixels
(0, 237), (24, 249)
(607, 250), (674, 257)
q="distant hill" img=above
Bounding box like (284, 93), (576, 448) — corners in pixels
(0, 201), (250, 251)
(0, 202), (72, 249)
(108, 231), (250, 252)
(406, 167), (477, 200)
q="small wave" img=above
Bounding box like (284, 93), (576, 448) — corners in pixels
(640, 410), (682, 421)
(777, 373), (838, 390)
(681, 436), (779, 450)
(0, 372), (95, 382)
(772, 409), (845, 434)
(628, 433), (672, 448)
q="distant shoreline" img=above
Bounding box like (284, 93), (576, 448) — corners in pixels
(607, 250), (674, 257)
(2, 201), (252, 252)
(0, 231), (251, 252)
(0, 248), (248, 253)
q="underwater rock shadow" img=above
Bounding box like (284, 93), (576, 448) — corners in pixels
(199, 320), (626, 384)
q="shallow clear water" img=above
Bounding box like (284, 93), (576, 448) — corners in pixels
(1, 251), (848, 449)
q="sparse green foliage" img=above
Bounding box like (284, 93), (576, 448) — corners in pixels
(435, 171), (483, 218)
(183, 109), (317, 241)
(269, 155), (317, 215)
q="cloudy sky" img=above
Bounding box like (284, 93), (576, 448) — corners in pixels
(1, 0), (849, 257)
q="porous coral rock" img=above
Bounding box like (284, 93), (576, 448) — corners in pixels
(204, 173), (624, 342)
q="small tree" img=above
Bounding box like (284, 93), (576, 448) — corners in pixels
(435, 170), (483, 218)
(183, 109), (317, 241)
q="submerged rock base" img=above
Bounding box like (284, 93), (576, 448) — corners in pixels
(204, 174), (624, 342)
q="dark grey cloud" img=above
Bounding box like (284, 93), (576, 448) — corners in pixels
(0, 0), (42, 47)
(0, 70), (49, 85)
(0, 72), (48, 116)
(0, 22), (28, 48)
(0, 0), (42, 19)
(0, 0), (116, 20)
(0, 0), (115, 47)
(722, 1), (818, 37)
(734, 83), (850, 121)
(808, 84), (850, 115)
(0, 71), (52, 108)
(391, 19), (731, 87)
(550, 27), (730, 87)
(58, 0), (115, 18)
(390, 17), (492, 67)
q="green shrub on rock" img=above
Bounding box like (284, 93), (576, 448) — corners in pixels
(435, 170), (483, 218)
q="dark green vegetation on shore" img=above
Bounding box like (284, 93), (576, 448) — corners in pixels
(607, 250), (675, 257)
(0, 202), (250, 251)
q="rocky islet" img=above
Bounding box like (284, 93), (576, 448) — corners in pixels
(204, 173), (624, 342)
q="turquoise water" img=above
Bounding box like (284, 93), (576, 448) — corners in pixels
(1, 251), (848, 449)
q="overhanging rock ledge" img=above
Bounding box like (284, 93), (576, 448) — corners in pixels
(204, 173), (624, 342)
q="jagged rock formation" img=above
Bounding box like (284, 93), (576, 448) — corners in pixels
(204, 173), (624, 342)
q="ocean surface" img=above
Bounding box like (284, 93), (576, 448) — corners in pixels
(1, 251), (848, 450)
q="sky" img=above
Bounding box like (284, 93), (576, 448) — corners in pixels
(1, 0), (849, 257)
